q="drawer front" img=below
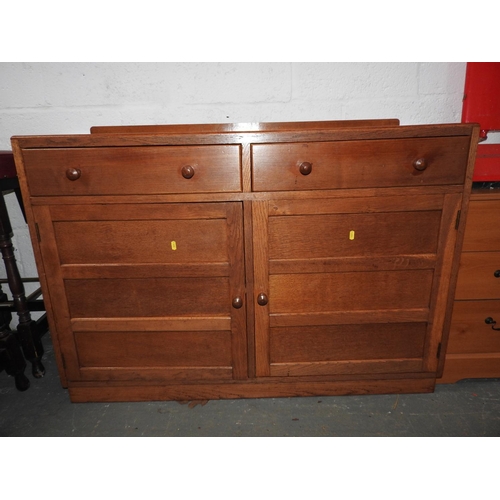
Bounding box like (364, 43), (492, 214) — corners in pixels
(23, 145), (241, 195)
(447, 300), (500, 354)
(455, 252), (500, 299)
(252, 136), (469, 191)
(462, 199), (500, 252)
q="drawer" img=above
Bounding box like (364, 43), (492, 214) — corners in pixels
(447, 300), (500, 354)
(462, 199), (500, 252)
(252, 136), (470, 191)
(22, 145), (241, 195)
(455, 252), (500, 299)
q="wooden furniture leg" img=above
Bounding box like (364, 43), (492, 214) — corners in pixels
(0, 194), (45, 379)
(0, 283), (30, 390)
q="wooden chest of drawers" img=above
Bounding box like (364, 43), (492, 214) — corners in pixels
(439, 190), (500, 383)
(11, 120), (479, 402)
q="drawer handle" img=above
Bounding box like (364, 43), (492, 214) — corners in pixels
(413, 158), (428, 171)
(494, 270), (500, 278)
(257, 293), (268, 306)
(181, 165), (195, 179)
(66, 168), (81, 181)
(232, 296), (243, 309)
(485, 317), (500, 331)
(299, 162), (312, 176)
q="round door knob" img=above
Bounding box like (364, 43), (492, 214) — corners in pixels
(494, 270), (500, 278)
(181, 165), (195, 179)
(299, 161), (312, 175)
(66, 168), (81, 180)
(413, 158), (427, 171)
(257, 293), (268, 306)
(232, 297), (243, 309)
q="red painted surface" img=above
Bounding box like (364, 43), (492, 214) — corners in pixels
(472, 144), (500, 182)
(462, 62), (500, 136)
(461, 63), (500, 181)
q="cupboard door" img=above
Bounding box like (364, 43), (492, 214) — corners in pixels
(34, 202), (247, 382)
(253, 194), (462, 377)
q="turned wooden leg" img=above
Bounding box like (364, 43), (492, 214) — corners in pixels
(0, 282), (13, 330)
(0, 328), (30, 391)
(0, 194), (45, 378)
(0, 283), (29, 390)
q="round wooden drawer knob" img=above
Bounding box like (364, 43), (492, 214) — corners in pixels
(181, 165), (195, 179)
(413, 158), (428, 171)
(299, 162), (312, 175)
(257, 293), (268, 306)
(66, 168), (81, 181)
(232, 297), (243, 309)
(494, 270), (500, 278)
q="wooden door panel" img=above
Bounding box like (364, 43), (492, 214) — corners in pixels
(270, 323), (426, 362)
(269, 211), (441, 259)
(65, 277), (230, 318)
(75, 331), (232, 367)
(269, 271), (434, 313)
(54, 219), (228, 264)
(269, 359), (424, 377)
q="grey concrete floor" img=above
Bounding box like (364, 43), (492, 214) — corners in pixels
(1, 334), (500, 437)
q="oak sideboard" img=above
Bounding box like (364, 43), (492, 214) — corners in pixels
(11, 119), (479, 402)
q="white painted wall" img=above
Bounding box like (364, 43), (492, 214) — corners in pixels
(0, 62), (467, 282)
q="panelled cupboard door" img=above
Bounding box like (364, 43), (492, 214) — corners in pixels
(253, 194), (462, 378)
(33, 202), (247, 383)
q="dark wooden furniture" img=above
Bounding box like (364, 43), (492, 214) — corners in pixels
(0, 151), (47, 390)
(439, 188), (500, 382)
(11, 119), (479, 402)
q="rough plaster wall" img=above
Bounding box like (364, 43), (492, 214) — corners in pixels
(0, 62), (467, 282)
